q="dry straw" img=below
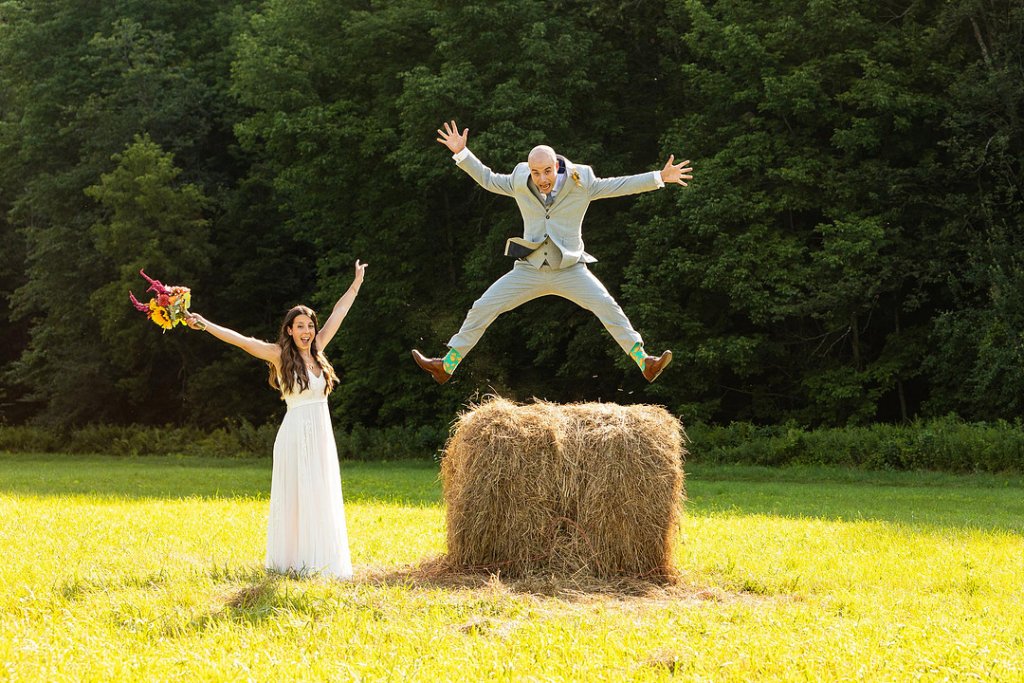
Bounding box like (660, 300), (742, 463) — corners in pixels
(441, 397), (686, 582)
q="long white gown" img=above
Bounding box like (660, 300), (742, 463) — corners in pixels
(265, 368), (352, 579)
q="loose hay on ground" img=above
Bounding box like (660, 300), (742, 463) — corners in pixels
(441, 397), (686, 581)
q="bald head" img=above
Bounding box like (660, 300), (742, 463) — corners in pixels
(528, 145), (557, 165)
(527, 145), (559, 194)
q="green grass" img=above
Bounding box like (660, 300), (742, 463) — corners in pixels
(2, 453), (1022, 681)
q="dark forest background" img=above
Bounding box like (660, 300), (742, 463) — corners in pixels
(1, 0), (1021, 435)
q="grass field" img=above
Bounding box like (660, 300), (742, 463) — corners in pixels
(1, 453), (1022, 681)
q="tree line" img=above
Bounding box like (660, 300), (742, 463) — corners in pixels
(1, 0), (1021, 432)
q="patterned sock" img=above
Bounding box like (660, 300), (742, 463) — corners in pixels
(629, 342), (646, 371)
(442, 348), (463, 374)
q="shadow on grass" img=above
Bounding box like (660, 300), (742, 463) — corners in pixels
(4, 454), (1023, 533)
(184, 568), (336, 634)
(0, 453), (441, 505)
(163, 560), (770, 642)
(689, 465), (1024, 534)
(358, 556), (779, 604)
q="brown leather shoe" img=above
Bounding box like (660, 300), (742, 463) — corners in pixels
(412, 349), (452, 384)
(642, 350), (673, 383)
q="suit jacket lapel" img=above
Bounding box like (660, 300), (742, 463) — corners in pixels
(526, 177), (545, 205)
(549, 156), (577, 210)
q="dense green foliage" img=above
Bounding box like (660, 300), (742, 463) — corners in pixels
(4, 416), (1024, 474)
(1, 0), (1021, 433)
(0, 421), (446, 461)
(688, 416), (1024, 472)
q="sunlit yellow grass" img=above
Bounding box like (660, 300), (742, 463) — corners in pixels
(1, 455), (1022, 681)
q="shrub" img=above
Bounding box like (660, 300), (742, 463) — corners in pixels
(686, 417), (1024, 473)
(0, 421), (447, 460)
(335, 424), (447, 461)
(2, 418), (1022, 472)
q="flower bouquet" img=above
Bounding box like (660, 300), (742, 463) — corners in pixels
(128, 269), (201, 331)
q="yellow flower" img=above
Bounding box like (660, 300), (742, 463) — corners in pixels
(130, 272), (195, 332)
(571, 169), (581, 187)
(150, 306), (172, 330)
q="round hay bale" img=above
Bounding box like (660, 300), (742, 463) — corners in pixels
(441, 397), (686, 580)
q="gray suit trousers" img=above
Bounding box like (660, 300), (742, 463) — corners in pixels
(447, 260), (644, 358)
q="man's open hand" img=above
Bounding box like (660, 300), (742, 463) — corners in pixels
(437, 120), (468, 154)
(660, 155), (693, 187)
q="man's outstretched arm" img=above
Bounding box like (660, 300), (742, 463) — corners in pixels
(437, 119), (515, 197)
(589, 155), (693, 200)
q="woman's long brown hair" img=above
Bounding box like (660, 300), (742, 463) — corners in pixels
(267, 305), (339, 396)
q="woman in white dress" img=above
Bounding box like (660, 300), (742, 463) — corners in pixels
(186, 260), (367, 579)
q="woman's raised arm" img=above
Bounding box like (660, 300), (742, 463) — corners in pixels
(187, 313), (280, 365)
(316, 259), (367, 351)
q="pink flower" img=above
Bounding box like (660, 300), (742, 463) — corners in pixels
(139, 269), (171, 296)
(128, 291), (150, 314)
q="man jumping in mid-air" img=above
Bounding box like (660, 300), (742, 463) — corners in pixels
(412, 119), (693, 385)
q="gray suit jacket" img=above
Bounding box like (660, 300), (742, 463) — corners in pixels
(456, 149), (662, 270)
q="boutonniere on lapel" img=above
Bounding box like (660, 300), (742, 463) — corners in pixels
(571, 169), (581, 188)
